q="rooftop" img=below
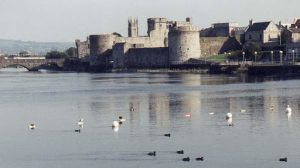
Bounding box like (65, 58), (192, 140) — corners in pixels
(247, 22), (271, 32)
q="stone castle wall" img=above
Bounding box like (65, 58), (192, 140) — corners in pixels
(168, 26), (201, 65)
(200, 37), (242, 56)
(112, 43), (168, 69)
(125, 47), (169, 68)
(75, 40), (89, 58)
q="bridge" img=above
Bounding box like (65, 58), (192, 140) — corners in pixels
(0, 57), (65, 71)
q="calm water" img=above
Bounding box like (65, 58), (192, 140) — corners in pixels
(1, 69), (300, 168)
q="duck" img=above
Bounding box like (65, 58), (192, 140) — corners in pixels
(130, 107), (135, 112)
(176, 150), (184, 154)
(286, 105), (292, 113)
(78, 119), (84, 128)
(226, 113), (232, 120)
(279, 157), (287, 162)
(119, 116), (126, 122)
(112, 121), (120, 128)
(195, 157), (204, 161)
(182, 157), (190, 162)
(164, 133), (171, 137)
(147, 151), (156, 156)
(28, 123), (36, 130)
(75, 129), (81, 133)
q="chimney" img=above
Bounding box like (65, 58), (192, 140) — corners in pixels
(249, 19), (253, 26)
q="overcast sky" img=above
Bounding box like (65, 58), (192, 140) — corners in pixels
(0, 0), (299, 42)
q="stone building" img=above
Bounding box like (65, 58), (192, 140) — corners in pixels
(75, 17), (242, 70)
(75, 37), (89, 59)
(245, 20), (281, 45)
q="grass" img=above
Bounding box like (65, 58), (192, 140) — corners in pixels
(205, 54), (228, 62)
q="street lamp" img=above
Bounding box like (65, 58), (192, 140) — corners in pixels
(270, 51), (274, 64)
(254, 51), (257, 63)
(242, 52), (245, 63)
(279, 50), (283, 64)
(292, 49), (295, 64)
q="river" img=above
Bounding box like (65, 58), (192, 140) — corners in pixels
(0, 69), (300, 168)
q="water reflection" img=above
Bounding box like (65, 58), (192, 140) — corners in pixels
(4, 72), (300, 168)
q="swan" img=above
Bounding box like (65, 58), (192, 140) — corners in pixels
(78, 119), (84, 128)
(112, 121), (120, 128)
(227, 118), (234, 126)
(226, 113), (232, 119)
(286, 105), (292, 113)
(28, 123), (36, 130)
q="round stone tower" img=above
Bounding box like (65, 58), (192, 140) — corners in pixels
(168, 26), (201, 65)
(89, 34), (115, 56)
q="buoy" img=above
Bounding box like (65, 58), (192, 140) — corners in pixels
(164, 133), (171, 137)
(195, 157), (204, 161)
(28, 123), (36, 130)
(78, 119), (84, 128)
(182, 157), (190, 162)
(147, 151), (156, 156)
(279, 157), (287, 162)
(176, 150), (184, 154)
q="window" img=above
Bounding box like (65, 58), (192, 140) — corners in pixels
(249, 34), (252, 40)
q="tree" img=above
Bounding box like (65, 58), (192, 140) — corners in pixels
(46, 51), (68, 59)
(65, 47), (76, 57)
(242, 42), (262, 61)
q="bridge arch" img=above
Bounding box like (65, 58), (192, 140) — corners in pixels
(0, 58), (64, 71)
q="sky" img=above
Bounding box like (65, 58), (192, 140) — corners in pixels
(0, 0), (299, 42)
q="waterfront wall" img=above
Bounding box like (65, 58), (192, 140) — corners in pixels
(125, 47), (169, 68)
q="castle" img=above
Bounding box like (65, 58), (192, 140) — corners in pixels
(76, 17), (241, 70)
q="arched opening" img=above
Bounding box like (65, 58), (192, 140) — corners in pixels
(0, 64), (30, 72)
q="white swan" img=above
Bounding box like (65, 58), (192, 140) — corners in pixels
(112, 121), (120, 127)
(28, 123), (36, 130)
(78, 119), (84, 128)
(226, 113), (233, 119)
(286, 105), (292, 113)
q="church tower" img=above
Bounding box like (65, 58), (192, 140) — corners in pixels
(128, 17), (139, 37)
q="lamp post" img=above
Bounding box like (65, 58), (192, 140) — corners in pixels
(270, 51), (274, 64)
(279, 50), (283, 64)
(292, 49), (295, 64)
(242, 52), (245, 63)
(254, 51), (257, 63)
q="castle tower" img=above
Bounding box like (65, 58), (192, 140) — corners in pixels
(168, 25), (201, 65)
(128, 17), (139, 37)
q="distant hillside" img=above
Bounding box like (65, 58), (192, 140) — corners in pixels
(0, 39), (74, 55)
